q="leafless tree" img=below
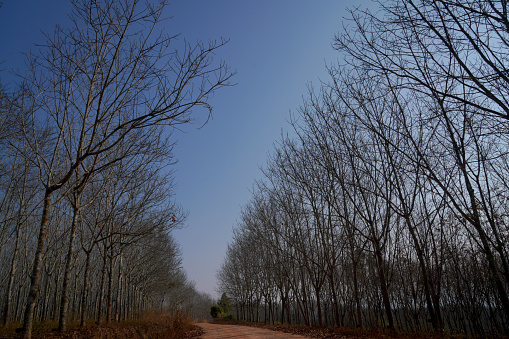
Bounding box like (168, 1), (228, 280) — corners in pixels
(218, 2), (509, 334)
(11, 0), (233, 337)
(335, 0), (509, 322)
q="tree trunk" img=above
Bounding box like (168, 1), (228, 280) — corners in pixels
(315, 286), (323, 326)
(404, 215), (441, 330)
(41, 272), (51, 321)
(51, 270), (61, 321)
(96, 248), (108, 324)
(280, 291), (286, 324)
(328, 272), (341, 327)
(22, 190), (52, 339)
(352, 260), (362, 328)
(80, 250), (91, 327)
(58, 202), (80, 331)
(106, 249), (114, 323)
(3, 217), (22, 325)
(115, 255), (122, 322)
(374, 243), (394, 330)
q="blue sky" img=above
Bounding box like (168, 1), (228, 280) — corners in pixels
(0, 0), (370, 298)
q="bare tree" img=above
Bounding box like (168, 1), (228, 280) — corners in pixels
(13, 0), (233, 337)
(334, 0), (509, 327)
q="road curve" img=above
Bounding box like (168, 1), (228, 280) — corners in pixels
(197, 323), (310, 339)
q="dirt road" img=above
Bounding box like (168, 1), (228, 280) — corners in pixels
(197, 323), (310, 339)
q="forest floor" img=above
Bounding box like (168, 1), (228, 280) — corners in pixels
(207, 320), (486, 339)
(1, 317), (501, 338)
(0, 312), (203, 338)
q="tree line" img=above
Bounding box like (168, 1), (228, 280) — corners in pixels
(0, 0), (233, 338)
(217, 0), (509, 336)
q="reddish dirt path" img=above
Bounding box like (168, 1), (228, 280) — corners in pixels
(197, 323), (310, 339)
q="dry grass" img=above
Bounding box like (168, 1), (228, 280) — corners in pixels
(0, 311), (203, 338)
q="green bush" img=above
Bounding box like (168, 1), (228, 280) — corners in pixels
(210, 305), (223, 319)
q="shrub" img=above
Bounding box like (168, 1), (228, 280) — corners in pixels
(210, 305), (223, 319)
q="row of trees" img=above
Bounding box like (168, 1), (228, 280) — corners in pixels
(0, 0), (233, 338)
(218, 0), (509, 336)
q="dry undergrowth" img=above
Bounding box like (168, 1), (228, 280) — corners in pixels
(0, 311), (203, 338)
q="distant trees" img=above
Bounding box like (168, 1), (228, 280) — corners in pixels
(218, 0), (509, 335)
(0, 0), (233, 338)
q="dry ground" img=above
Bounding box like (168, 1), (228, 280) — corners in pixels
(198, 323), (310, 339)
(0, 312), (203, 338)
(202, 321), (487, 339)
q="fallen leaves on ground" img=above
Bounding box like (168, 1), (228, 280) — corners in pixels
(0, 312), (203, 338)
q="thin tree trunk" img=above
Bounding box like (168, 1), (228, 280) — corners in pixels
(80, 250), (91, 327)
(3, 217), (22, 325)
(106, 249), (114, 323)
(280, 291), (286, 324)
(51, 270), (61, 321)
(374, 244), (394, 330)
(122, 270), (128, 320)
(96, 248), (108, 324)
(328, 272), (341, 327)
(299, 272), (311, 326)
(41, 273), (51, 321)
(404, 215), (441, 330)
(352, 259), (362, 328)
(58, 202), (80, 331)
(72, 271), (79, 320)
(22, 190), (52, 339)
(315, 286), (323, 326)
(115, 254), (122, 322)
(14, 281), (23, 323)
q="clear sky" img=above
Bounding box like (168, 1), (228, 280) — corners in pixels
(0, 0), (371, 298)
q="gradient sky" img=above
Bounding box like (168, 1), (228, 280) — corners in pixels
(0, 0), (371, 298)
